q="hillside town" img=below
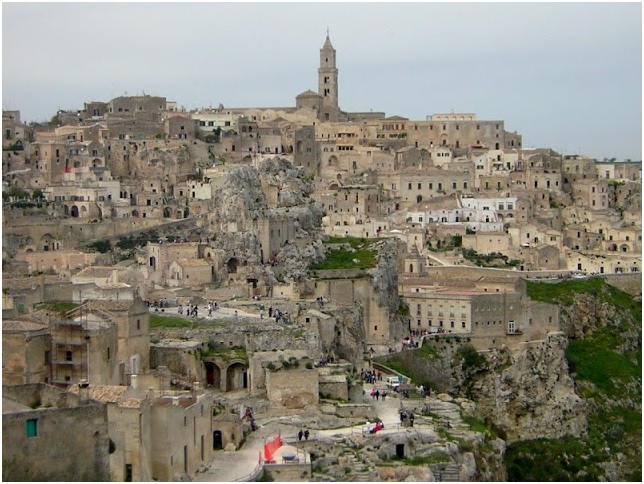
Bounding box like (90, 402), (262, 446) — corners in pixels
(2, 34), (641, 482)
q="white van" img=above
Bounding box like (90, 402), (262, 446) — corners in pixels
(386, 376), (401, 390)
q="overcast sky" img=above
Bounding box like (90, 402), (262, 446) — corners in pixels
(2, 2), (642, 160)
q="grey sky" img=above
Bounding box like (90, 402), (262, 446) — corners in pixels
(2, 2), (641, 160)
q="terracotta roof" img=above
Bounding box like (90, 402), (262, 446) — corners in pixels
(3, 275), (70, 291)
(68, 384), (128, 403)
(2, 397), (33, 413)
(86, 300), (135, 311)
(73, 267), (115, 278)
(3, 320), (48, 333)
(296, 89), (321, 98)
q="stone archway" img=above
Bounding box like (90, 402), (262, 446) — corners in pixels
(70, 205), (80, 217)
(39, 233), (56, 252)
(226, 362), (248, 391)
(204, 361), (222, 388)
(227, 258), (239, 273)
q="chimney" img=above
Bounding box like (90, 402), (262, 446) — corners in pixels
(172, 396), (180, 406)
(130, 374), (138, 389)
(79, 380), (90, 405)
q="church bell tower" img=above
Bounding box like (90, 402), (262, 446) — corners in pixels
(318, 31), (339, 121)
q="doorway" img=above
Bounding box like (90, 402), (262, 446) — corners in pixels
(213, 431), (223, 450)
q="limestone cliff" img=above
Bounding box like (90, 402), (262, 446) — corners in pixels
(458, 332), (587, 443)
(367, 237), (408, 341)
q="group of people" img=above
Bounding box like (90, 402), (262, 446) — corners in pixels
(400, 409), (415, 427)
(297, 429), (310, 441)
(176, 301), (220, 317)
(268, 306), (290, 324)
(177, 304), (202, 317)
(402, 337), (420, 350)
(147, 298), (170, 308)
(369, 388), (388, 401)
(361, 369), (381, 383)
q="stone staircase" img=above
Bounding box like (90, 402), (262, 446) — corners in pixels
(430, 463), (462, 482)
(337, 453), (373, 482)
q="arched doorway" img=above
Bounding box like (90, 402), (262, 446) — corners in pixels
(227, 258), (239, 273)
(226, 362), (248, 391)
(213, 431), (223, 450)
(70, 205), (80, 217)
(416, 195), (423, 203)
(204, 361), (221, 388)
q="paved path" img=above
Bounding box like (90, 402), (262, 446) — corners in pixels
(195, 380), (438, 481)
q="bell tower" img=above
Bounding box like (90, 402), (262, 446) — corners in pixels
(318, 30), (339, 121)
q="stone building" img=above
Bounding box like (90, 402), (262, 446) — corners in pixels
(2, 320), (51, 385)
(167, 258), (214, 287)
(64, 382), (214, 482)
(266, 366), (320, 409)
(318, 33), (342, 122)
(85, 298), (150, 382)
(2, 383), (110, 481)
(399, 265), (559, 349)
(107, 95), (167, 120)
(49, 304), (121, 386)
(149, 391), (213, 481)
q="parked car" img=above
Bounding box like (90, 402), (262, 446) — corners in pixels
(385, 376), (402, 390)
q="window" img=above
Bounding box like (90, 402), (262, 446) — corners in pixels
(26, 419), (38, 438)
(66, 350), (73, 362)
(137, 319), (141, 330)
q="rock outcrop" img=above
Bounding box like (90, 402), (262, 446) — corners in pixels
(458, 332), (587, 443)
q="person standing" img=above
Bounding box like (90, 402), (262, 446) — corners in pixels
(298, 430), (303, 441)
(260, 308), (264, 320)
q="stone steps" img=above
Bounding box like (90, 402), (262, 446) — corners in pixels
(430, 463), (462, 482)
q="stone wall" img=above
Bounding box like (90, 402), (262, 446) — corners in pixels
(264, 462), (312, 482)
(266, 367), (319, 408)
(600, 273), (642, 296)
(248, 350), (312, 393)
(319, 374), (348, 400)
(2, 400), (110, 481)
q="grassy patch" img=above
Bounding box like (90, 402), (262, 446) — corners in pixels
(311, 237), (379, 270)
(149, 314), (195, 329)
(507, 277), (642, 481)
(198, 342), (247, 362)
(505, 437), (600, 481)
(377, 340), (442, 389)
(460, 413), (496, 438)
(36, 301), (79, 316)
(566, 328), (641, 397)
(527, 277), (640, 323)
(396, 451), (451, 466)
